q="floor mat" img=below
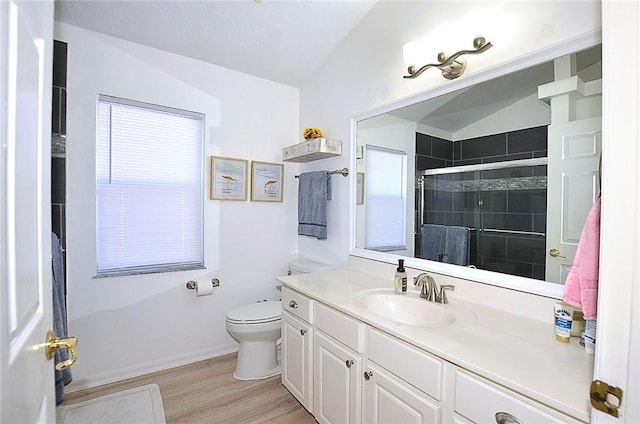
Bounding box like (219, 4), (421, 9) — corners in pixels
(57, 384), (166, 424)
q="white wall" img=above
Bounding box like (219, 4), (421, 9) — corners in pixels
(57, 23), (300, 388)
(297, 0), (601, 267)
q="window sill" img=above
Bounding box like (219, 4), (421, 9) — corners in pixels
(94, 264), (206, 278)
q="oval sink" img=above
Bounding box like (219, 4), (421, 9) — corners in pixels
(355, 289), (456, 328)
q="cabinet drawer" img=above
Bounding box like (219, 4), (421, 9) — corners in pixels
(282, 287), (313, 324)
(368, 328), (443, 401)
(454, 370), (583, 424)
(315, 302), (365, 353)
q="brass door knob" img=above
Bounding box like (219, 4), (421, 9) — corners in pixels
(45, 330), (78, 371)
(549, 248), (567, 258)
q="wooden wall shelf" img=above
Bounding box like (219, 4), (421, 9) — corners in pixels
(283, 138), (342, 162)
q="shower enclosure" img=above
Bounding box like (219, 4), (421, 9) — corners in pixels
(416, 158), (547, 280)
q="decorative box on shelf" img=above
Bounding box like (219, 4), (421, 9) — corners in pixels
(282, 138), (342, 162)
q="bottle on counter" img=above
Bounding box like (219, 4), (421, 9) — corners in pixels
(584, 319), (597, 354)
(394, 259), (407, 294)
(554, 303), (573, 343)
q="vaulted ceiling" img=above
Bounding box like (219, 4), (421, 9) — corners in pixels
(55, 1), (602, 127)
(54, 0), (378, 87)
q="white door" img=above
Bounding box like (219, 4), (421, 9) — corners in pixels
(0, 0), (56, 422)
(595, 2), (640, 423)
(545, 117), (601, 283)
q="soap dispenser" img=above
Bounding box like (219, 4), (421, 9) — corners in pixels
(394, 259), (407, 294)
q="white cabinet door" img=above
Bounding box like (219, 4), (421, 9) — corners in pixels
(314, 330), (361, 424)
(282, 312), (313, 412)
(363, 362), (441, 424)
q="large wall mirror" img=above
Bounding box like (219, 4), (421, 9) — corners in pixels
(352, 40), (602, 298)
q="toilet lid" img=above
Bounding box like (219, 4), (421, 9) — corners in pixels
(227, 301), (282, 323)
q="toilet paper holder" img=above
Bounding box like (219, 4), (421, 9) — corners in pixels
(186, 278), (220, 290)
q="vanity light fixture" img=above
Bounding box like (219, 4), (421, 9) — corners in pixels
(403, 36), (493, 80)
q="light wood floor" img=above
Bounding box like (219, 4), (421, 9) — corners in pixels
(61, 353), (316, 424)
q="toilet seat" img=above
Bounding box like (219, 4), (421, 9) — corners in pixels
(226, 301), (281, 324)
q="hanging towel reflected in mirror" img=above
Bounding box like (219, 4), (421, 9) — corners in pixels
(52, 232), (72, 404)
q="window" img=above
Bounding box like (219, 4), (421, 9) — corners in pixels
(96, 95), (204, 276)
(364, 145), (407, 251)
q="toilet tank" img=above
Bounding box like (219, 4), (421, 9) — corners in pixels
(288, 259), (333, 275)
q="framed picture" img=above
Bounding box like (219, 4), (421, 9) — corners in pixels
(251, 161), (284, 202)
(210, 156), (248, 201)
(356, 172), (365, 205)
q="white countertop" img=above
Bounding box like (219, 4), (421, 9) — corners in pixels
(278, 268), (594, 422)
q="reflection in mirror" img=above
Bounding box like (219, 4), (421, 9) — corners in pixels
(355, 44), (602, 287)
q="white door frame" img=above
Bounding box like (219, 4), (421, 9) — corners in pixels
(595, 1), (640, 422)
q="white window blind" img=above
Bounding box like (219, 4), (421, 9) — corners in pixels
(364, 145), (407, 251)
(96, 95), (204, 276)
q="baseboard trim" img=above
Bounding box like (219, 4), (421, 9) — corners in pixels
(67, 344), (239, 392)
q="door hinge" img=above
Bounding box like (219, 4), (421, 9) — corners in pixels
(590, 380), (623, 418)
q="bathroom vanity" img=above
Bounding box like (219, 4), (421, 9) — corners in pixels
(279, 264), (593, 424)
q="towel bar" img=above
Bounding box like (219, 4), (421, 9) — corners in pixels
(467, 227), (546, 237)
(186, 278), (220, 290)
(295, 168), (349, 178)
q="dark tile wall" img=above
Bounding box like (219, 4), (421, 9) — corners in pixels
(416, 133), (455, 169)
(453, 126), (548, 165)
(52, 40), (67, 136)
(416, 126), (548, 280)
(52, 41), (67, 265)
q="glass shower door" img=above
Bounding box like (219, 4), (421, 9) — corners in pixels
(417, 160), (547, 279)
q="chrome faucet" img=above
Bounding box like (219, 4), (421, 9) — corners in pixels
(413, 273), (455, 304)
(414, 273), (437, 301)
(438, 285), (455, 304)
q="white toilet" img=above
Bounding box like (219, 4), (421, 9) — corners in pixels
(226, 300), (282, 380)
(225, 259), (332, 380)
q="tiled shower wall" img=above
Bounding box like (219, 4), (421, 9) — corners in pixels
(415, 126), (548, 280)
(52, 40), (67, 262)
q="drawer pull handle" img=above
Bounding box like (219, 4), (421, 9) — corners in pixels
(289, 300), (299, 309)
(495, 412), (523, 424)
(345, 359), (354, 368)
(300, 329), (307, 336)
(363, 371), (373, 380)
